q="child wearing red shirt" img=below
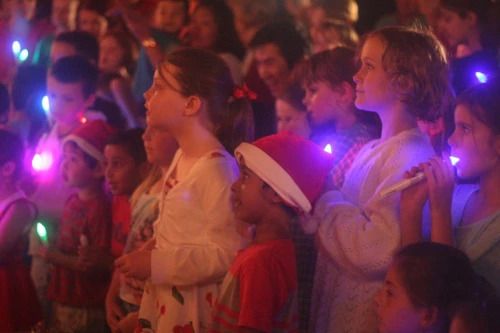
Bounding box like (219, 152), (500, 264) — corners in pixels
(211, 132), (332, 333)
(39, 120), (115, 332)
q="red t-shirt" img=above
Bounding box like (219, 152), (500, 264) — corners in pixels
(47, 193), (112, 306)
(212, 239), (299, 333)
(111, 195), (132, 258)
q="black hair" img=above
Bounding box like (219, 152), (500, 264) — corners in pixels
(54, 30), (99, 64)
(0, 84), (8, 124)
(394, 242), (477, 319)
(193, 0), (245, 59)
(106, 128), (147, 164)
(249, 21), (307, 69)
(50, 55), (99, 98)
(456, 74), (500, 135)
(0, 130), (25, 178)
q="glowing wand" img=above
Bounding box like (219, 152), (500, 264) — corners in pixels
(379, 156), (459, 198)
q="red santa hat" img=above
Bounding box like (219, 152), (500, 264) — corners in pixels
(63, 120), (116, 163)
(234, 132), (332, 214)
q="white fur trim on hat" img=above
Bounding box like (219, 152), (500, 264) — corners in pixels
(63, 135), (104, 163)
(235, 142), (311, 213)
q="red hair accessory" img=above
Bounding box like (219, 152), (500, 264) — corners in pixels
(232, 84), (257, 101)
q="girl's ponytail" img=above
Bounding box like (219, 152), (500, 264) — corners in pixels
(217, 86), (255, 153)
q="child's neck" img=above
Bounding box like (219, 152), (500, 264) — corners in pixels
(0, 182), (17, 202)
(478, 167), (500, 209)
(56, 121), (80, 138)
(176, 124), (223, 158)
(379, 103), (417, 141)
(77, 180), (104, 201)
(252, 212), (291, 244)
(335, 105), (359, 131)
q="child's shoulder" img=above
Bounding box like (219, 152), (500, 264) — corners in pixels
(237, 239), (295, 270)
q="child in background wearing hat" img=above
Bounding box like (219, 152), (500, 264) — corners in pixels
(211, 132), (332, 333)
(38, 120), (114, 332)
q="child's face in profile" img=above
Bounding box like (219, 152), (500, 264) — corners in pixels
(447, 104), (500, 179)
(275, 99), (310, 139)
(142, 122), (178, 167)
(375, 264), (423, 333)
(303, 80), (346, 126)
(153, 0), (186, 34)
(62, 142), (97, 188)
(353, 36), (398, 113)
(231, 160), (268, 224)
(104, 144), (143, 196)
(47, 74), (93, 126)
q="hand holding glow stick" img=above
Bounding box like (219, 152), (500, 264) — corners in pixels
(379, 156), (459, 198)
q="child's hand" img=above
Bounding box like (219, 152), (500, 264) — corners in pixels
(401, 164), (429, 212)
(78, 245), (113, 272)
(37, 245), (49, 259)
(116, 311), (139, 333)
(123, 276), (145, 301)
(115, 249), (152, 280)
(425, 156), (455, 216)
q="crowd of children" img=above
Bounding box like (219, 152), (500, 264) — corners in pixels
(0, 0), (499, 332)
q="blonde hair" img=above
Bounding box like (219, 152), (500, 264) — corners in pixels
(364, 26), (453, 122)
(130, 164), (163, 209)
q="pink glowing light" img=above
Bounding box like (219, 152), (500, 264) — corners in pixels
(32, 151), (54, 171)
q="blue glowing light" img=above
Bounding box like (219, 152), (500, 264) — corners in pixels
(18, 49), (29, 62)
(323, 144), (333, 154)
(449, 156), (460, 166)
(41, 95), (50, 115)
(11, 41), (21, 56)
(475, 71), (488, 84)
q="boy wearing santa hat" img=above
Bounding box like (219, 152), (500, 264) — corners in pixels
(211, 132), (332, 333)
(38, 120), (115, 332)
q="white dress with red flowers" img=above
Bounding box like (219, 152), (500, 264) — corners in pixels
(137, 149), (245, 333)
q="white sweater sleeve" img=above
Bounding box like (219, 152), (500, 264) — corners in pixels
(316, 136), (435, 279)
(150, 157), (242, 287)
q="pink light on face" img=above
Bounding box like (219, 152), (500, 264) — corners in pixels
(449, 155), (460, 166)
(32, 151), (54, 172)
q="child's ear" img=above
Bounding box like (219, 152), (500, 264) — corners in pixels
(92, 162), (105, 179)
(465, 11), (478, 28)
(339, 81), (356, 107)
(0, 161), (16, 177)
(419, 306), (440, 330)
(262, 184), (283, 205)
(183, 96), (202, 116)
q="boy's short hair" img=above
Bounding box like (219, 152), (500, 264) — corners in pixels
(50, 55), (99, 98)
(106, 128), (147, 164)
(249, 21), (306, 69)
(54, 30), (99, 64)
(235, 132), (332, 214)
(0, 129), (24, 177)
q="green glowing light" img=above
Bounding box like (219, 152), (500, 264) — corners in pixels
(36, 222), (48, 244)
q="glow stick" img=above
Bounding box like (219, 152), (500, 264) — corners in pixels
(379, 156), (460, 198)
(36, 222), (48, 245)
